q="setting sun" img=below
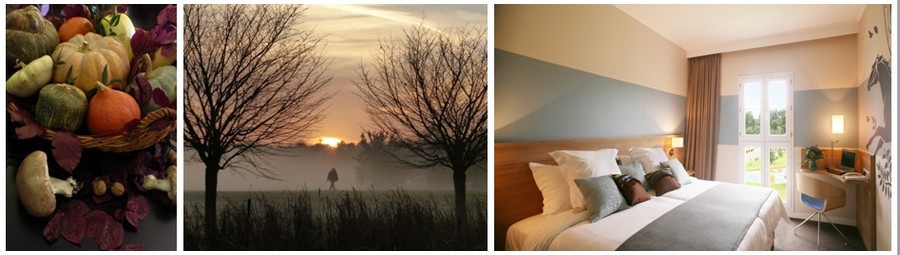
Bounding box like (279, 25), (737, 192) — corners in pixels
(318, 137), (342, 148)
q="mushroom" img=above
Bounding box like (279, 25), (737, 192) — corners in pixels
(16, 151), (79, 217)
(143, 165), (176, 203)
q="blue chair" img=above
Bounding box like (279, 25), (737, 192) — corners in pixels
(793, 173), (848, 250)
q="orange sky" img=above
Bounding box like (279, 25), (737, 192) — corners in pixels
(299, 4), (487, 144)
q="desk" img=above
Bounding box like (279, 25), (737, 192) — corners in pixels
(799, 148), (876, 250)
(803, 169), (870, 185)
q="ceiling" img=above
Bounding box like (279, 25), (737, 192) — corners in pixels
(614, 4), (867, 57)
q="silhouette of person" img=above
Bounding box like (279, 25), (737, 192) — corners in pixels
(327, 167), (338, 191)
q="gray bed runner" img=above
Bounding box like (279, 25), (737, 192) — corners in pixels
(616, 183), (772, 251)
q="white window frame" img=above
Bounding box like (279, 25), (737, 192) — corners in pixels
(738, 72), (794, 210)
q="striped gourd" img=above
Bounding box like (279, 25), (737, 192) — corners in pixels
(35, 84), (87, 132)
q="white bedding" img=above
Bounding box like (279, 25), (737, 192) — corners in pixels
(507, 178), (790, 251)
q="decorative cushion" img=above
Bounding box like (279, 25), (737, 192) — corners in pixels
(618, 162), (650, 191)
(660, 159), (692, 186)
(550, 149), (620, 210)
(528, 162), (572, 215)
(612, 174), (651, 206)
(646, 170), (681, 196)
(629, 147), (669, 174)
(574, 175), (630, 223)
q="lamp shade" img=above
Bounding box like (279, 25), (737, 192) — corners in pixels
(832, 115), (844, 134)
(672, 137), (684, 148)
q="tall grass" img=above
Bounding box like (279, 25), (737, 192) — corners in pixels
(184, 189), (486, 250)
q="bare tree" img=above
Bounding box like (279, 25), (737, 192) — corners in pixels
(184, 4), (332, 241)
(355, 25), (487, 232)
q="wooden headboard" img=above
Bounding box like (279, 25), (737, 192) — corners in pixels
(494, 135), (680, 251)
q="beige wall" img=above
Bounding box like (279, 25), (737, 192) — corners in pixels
(495, 4), (687, 96)
(856, 4), (892, 251)
(720, 34), (858, 96)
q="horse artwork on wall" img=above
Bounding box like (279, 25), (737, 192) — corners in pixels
(864, 54), (891, 198)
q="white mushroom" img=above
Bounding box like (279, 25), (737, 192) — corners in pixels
(143, 165), (176, 203)
(16, 151), (78, 217)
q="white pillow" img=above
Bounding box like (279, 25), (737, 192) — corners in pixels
(662, 159), (692, 186)
(549, 149), (620, 210)
(529, 162), (572, 215)
(629, 147), (669, 174)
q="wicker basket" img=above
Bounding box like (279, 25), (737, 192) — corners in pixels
(7, 101), (176, 153)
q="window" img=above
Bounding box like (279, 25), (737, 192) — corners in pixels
(739, 73), (792, 206)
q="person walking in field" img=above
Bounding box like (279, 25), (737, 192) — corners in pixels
(327, 167), (338, 191)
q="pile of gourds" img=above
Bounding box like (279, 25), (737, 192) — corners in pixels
(7, 5), (176, 137)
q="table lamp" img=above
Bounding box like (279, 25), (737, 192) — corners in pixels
(831, 115), (843, 166)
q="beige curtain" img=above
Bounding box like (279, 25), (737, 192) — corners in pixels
(685, 54), (721, 180)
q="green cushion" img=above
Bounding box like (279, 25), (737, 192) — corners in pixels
(575, 175), (630, 223)
(619, 162), (650, 191)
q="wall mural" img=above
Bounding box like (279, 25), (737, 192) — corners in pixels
(863, 5), (892, 198)
(865, 55), (891, 198)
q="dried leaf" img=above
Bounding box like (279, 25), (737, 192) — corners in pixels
(156, 5), (176, 27)
(62, 200), (90, 217)
(52, 132), (82, 174)
(84, 210), (124, 250)
(125, 195), (149, 228)
(152, 88), (175, 109)
(43, 212), (65, 242)
(8, 95), (46, 139)
(60, 4), (91, 20)
(128, 72), (151, 105)
(62, 214), (86, 245)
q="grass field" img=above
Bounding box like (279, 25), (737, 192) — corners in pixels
(184, 189), (486, 250)
(744, 148), (789, 201)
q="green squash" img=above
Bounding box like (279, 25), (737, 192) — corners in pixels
(138, 54), (176, 114)
(36, 84), (87, 132)
(6, 6), (60, 69)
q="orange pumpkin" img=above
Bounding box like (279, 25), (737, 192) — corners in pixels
(51, 33), (130, 92)
(87, 82), (140, 135)
(58, 17), (94, 43)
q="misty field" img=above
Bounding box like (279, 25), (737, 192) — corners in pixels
(184, 189), (486, 250)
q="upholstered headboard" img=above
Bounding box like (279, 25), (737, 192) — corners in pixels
(493, 135), (681, 251)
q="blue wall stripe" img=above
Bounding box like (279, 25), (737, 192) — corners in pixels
(718, 96), (739, 145)
(717, 88), (858, 148)
(495, 49), (686, 142)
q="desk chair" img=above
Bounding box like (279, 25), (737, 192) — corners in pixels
(794, 173), (848, 250)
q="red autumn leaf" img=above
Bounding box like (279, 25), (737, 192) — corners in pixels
(83, 210), (106, 238)
(126, 194), (149, 228)
(52, 131), (82, 174)
(97, 217), (124, 250)
(84, 210), (124, 250)
(60, 4), (91, 20)
(61, 214), (86, 245)
(43, 211), (65, 242)
(62, 200), (90, 217)
(151, 87), (175, 109)
(8, 95), (46, 139)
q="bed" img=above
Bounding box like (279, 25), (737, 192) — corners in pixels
(495, 136), (789, 251)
